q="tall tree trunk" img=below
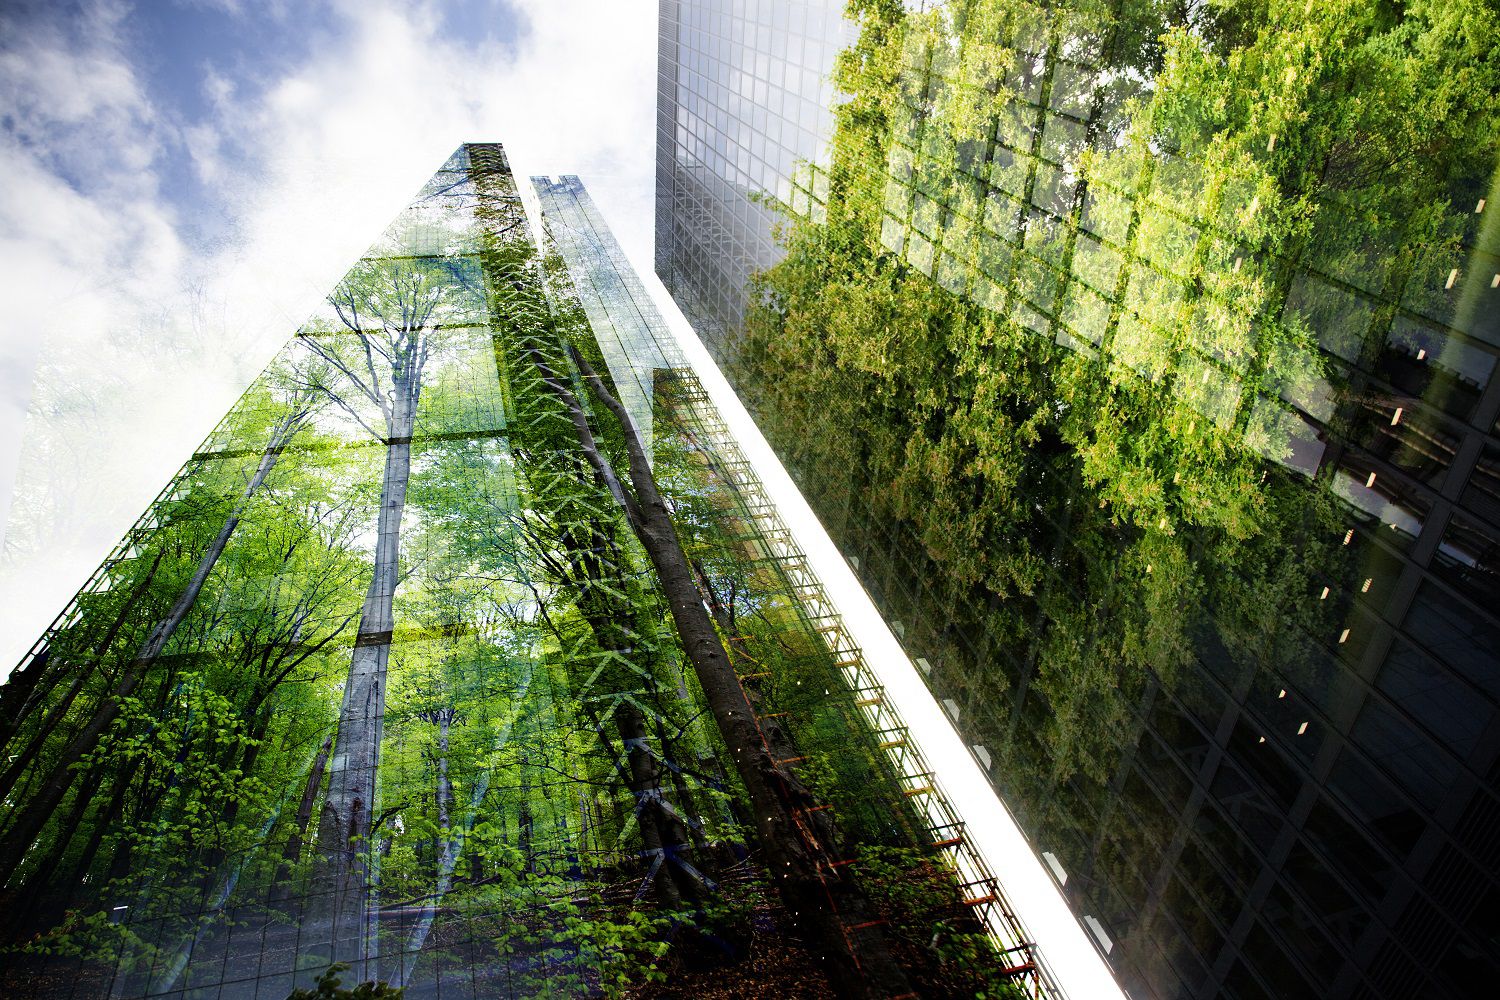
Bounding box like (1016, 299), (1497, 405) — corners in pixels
(200, 705), (273, 881)
(0, 647), (51, 751)
(615, 702), (685, 908)
(518, 760), (535, 874)
(553, 349), (915, 998)
(0, 778), (97, 938)
(396, 708), (488, 988)
(395, 661), (532, 980)
(0, 548), (161, 885)
(274, 735), (333, 892)
(554, 501), (706, 906)
(0, 546), (165, 816)
(313, 393), (415, 977)
(0, 673), (84, 804)
(0, 424), (295, 887)
(76, 773), (133, 895)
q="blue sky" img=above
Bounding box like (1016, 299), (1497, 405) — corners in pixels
(0, 0), (660, 661)
(3, 1), (540, 257)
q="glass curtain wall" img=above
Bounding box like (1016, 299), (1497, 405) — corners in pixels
(661, 2), (1500, 998)
(0, 144), (1056, 999)
(655, 0), (852, 354)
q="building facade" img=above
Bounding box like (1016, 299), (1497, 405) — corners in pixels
(655, 0), (852, 352)
(0, 144), (1059, 999)
(656, 2), (1500, 998)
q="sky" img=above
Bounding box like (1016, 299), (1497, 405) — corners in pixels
(0, 0), (663, 666)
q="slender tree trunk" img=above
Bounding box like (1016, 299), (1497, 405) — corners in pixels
(570, 610), (700, 906)
(0, 673), (84, 804)
(616, 702), (684, 908)
(77, 773), (133, 895)
(559, 511), (705, 906)
(0, 779), (97, 937)
(396, 708), (488, 988)
(0, 647), (51, 751)
(313, 393), (415, 976)
(518, 759), (535, 873)
(0, 546), (160, 885)
(436, 712), (453, 858)
(557, 349), (915, 998)
(0, 545), (164, 817)
(200, 706), (273, 880)
(274, 735), (333, 892)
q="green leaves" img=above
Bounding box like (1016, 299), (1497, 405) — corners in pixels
(740, 0), (1495, 802)
(285, 963), (404, 1000)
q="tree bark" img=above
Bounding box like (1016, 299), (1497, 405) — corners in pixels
(559, 518), (705, 907)
(313, 393), (415, 976)
(0, 673), (84, 805)
(274, 735), (333, 892)
(554, 348), (915, 998)
(0, 647), (51, 751)
(395, 708), (485, 987)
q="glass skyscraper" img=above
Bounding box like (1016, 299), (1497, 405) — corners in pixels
(655, 0), (853, 350)
(656, 2), (1500, 998)
(0, 144), (1063, 998)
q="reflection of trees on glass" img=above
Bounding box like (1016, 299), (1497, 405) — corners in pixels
(0, 146), (1039, 999)
(293, 252), (465, 970)
(739, 0), (1496, 991)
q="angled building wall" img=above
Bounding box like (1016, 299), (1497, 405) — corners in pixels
(0, 144), (1061, 999)
(655, 0), (852, 354)
(655, 2), (1500, 998)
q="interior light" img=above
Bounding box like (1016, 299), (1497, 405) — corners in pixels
(1278, 689), (1286, 698)
(1297, 722), (1309, 735)
(1319, 586), (1330, 600)
(1445, 268), (1459, 289)
(1342, 529), (1353, 545)
(1417, 348), (1427, 360)
(1365, 471), (1377, 488)
(1361, 578), (1372, 592)
(1338, 628), (1350, 644)
(1257, 736), (1266, 743)
(1390, 407), (1402, 425)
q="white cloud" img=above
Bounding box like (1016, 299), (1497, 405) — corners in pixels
(0, 0), (660, 670)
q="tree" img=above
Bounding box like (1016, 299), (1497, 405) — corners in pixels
(0, 384), (318, 887)
(293, 251), (461, 975)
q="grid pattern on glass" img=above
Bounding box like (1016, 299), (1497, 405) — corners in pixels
(533, 175), (680, 453)
(536, 167), (1071, 996)
(855, 21), (1500, 998)
(655, 0), (853, 357)
(680, 3), (1500, 999)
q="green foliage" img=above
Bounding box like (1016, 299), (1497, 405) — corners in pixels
(742, 0), (1495, 797)
(286, 964), (403, 1000)
(2, 146), (1024, 994)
